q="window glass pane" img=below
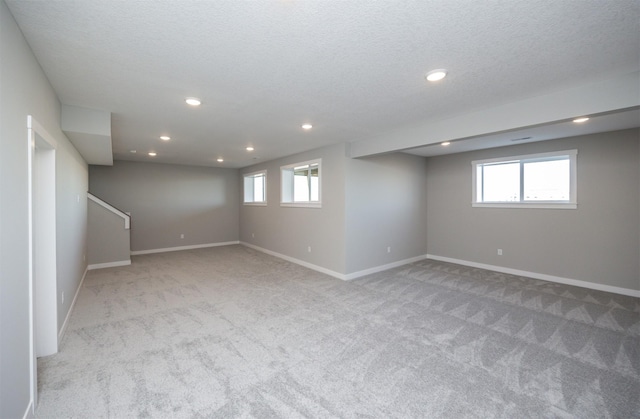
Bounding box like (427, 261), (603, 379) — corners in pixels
(244, 172), (266, 203)
(472, 150), (575, 208)
(294, 170), (309, 201)
(281, 159), (321, 206)
(476, 166), (483, 202)
(310, 166), (319, 201)
(482, 162), (520, 202)
(243, 176), (252, 202)
(253, 175), (264, 202)
(523, 159), (569, 201)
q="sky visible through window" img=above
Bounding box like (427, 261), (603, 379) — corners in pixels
(481, 161), (520, 201)
(293, 164), (319, 202)
(478, 158), (570, 202)
(524, 160), (569, 200)
(252, 175), (264, 202)
(244, 172), (266, 203)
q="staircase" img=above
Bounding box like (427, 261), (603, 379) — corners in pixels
(87, 192), (131, 269)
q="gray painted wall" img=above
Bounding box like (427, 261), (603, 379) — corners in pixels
(1, 3), (88, 416)
(345, 153), (428, 273)
(240, 143), (428, 276)
(87, 199), (131, 265)
(240, 143), (347, 274)
(426, 129), (640, 291)
(56, 144), (89, 329)
(89, 161), (239, 252)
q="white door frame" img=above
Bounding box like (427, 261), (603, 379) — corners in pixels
(27, 115), (58, 413)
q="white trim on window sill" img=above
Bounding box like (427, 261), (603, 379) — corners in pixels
(280, 202), (322, 209)
(472, 202), (577, 209)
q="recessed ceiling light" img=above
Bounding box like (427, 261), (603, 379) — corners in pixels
(217, 158), (224, 162)
(441, 141), (451, 146)
(426, 69), (447, 82)
(246, 146), (254, 151)
(160, 136), (170, 141)
(301, 124), (313, 130)
(148, 152), (157, 157)
(185, 97), (201, 106)
(130, 150), (137, 153)
(573, 117), (589, 123)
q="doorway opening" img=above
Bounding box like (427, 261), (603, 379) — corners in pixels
(27, 115), (57, 411)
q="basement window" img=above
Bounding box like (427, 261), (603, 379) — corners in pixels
(472, 150), (577, 209)
(243, 170), (267, 205)
(281, 159), (321, 208)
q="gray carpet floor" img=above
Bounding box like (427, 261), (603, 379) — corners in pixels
(36, 245), (639, 418)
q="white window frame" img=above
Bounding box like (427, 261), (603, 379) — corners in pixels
(280, 158), (322, 208)
(472, 149), (577, 209)
(243, 170), (267, 206)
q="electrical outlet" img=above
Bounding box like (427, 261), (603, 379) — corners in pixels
(387, 246), (391, 253)
(62, 292), (65, 304)
(180, 234), (184, 239)
(252, 233), (255, 238)
(307, 246), (311, 253)
(497, 249), (503, 256)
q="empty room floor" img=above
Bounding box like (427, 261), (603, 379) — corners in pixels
(36, 245), (639, 418)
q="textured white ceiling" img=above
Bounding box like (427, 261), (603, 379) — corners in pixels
(6, 0), (640, 167)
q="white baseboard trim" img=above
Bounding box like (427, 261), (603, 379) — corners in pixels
(58, 266), (89, 342)
(22, 399), (34, 419)
(241, 242), (346, 280)
(343, 255), (428, 280)
(131, 241), (240, 256)
(241, 242), (427, 281)
(87, 260), (131, 270)
(426, 254), (640, 298)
